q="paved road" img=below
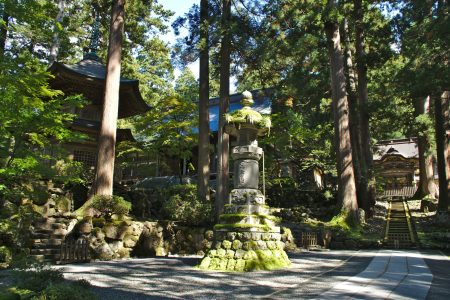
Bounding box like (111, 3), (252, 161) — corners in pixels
(57, 250), (450, 300)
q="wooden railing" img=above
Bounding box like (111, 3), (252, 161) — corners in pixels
(59, 238), (90, 263)
(378, 186), (417, 199)
(301, 232), (318, 249)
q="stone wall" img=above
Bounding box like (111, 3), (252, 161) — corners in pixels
(70, 219), (296, 261)
(72, 220), (215, 260)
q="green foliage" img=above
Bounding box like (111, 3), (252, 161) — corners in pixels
(0, 246), (12, 266)
(265, 177), (336, 209)
(89, 195), (131, 220)
(225, 109), (271, 129)
(2, 262), (95, 300)
(13, 264), (64, 292)
(161, 184), (213, 226)
(34, 281), (96, 300)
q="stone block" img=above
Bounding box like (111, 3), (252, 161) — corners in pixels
(235, 249), (246, 259)
(214, 241), (222, 249)
(202, 239), (212, 250)
(204, 230), (214, 240)
(243, 250), (257, 260)
(251, 232), (261, 240)
(227, 258), (236, 271)
(226, 232), (237, 241)
(103, 224), (118, 240)
(207, 249), (217, 258)
(235, 259), (246, 271)
(222, 240), (232, 249)
(219, 259), (227, 270)
(257, 240), (268, 250)
(232, 240), (243, 250)
(217, 248), (226, 258)
(123, 235), (137, 248)
(261, 233), (271, 241)
(199, 257), (211, 270)
(225, 250), (235, 259)
(266, 241), (276, 250)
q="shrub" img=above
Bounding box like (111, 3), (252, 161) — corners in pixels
(36, 281), (96, 300)
(89, 195), (131, 220)
(14, 264), (64, 292)
(161, 184), (213, 226)
(0, 246), (12, 267)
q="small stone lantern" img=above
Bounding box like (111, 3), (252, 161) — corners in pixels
(199, 91), (290, 271)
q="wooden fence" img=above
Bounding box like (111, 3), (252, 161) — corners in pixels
(59, 238), (90, 263)
(301, 232), (318, 249)
(378, 186), (417, 199)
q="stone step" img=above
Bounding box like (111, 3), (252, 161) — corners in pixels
(30, 248), (60, 255)
(34, 228), (53, 234)
(30, 254), (59, 263)
(32, 243), (61, 249)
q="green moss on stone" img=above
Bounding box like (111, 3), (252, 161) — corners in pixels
(232, 240), (243, 250)
(214, 223), (271, 232)
(199, 257), (211, 270)
(222, 240), (232, 249)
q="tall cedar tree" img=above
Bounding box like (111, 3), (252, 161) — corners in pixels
(216, 0), (231, 218)
(94, 0), (125, 196)
(325, 0), (358, 220)
(49, 0), (65, 64)
(198, 0), (211, 202)
(436, 91), (449, 219)
(354, 0), (374, 214)
(415, 96), (439, 198)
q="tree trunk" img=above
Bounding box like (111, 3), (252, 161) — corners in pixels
(444, 91), (450, 198)
(325, 6), (359, 221)
(49, 0), (65, 64)
(93, 0), (125, 196)
(0, 9), (9, 58)
(354, 0), (375, 214)
(436, 91), (449, 217)
(341, 17), (366, 213)
(415, 96), (439, 198)
(216, 0), (231, 218)
(198, 0), (210, 202)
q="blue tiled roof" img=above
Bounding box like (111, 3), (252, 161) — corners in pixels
(208, 91), (272, 132)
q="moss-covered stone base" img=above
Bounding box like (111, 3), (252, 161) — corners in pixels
(198, 248), (290, 271)
(198, 234), (291, 271)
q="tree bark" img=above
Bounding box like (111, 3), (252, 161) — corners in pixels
(216, 0), (231, 218)
(198, 0), (210, 202)
(341, 17), (367, 213)
(354, 0), (375, 214)
(436, 91), (449, 216)
(325, 6), (359, 220)
(444, 91), (450, 197)
(415, 96), (439, 198)
(93, 0), (125, 196)
(0, 7), (9, 58)
(49, 0), (65, 64)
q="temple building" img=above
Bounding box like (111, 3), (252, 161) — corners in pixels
(48, 52), (148, 172)
(373, 138), (420, 190)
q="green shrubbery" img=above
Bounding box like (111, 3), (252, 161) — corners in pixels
(0, 262), (96, 299)
(89, 195), (132, 220)
(161, 184), (213, 226)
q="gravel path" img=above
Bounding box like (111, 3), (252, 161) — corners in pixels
(58, 250), (373, 299)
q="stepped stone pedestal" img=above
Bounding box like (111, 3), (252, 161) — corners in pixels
(199, 91), (290, 271)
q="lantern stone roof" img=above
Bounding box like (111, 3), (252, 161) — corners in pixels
(208, 89), (273, 132)
(48, 56), (150, 119)
(373, 138), (418, 161)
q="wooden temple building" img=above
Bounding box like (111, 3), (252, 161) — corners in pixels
(48, 52), (149, 173)
(373, 138), (420, 195)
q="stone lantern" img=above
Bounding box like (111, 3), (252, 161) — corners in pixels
(199, 91), (290, 271)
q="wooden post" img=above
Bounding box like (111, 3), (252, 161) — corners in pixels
(93, 0), (125, 196)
